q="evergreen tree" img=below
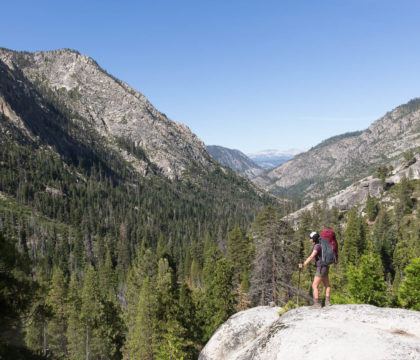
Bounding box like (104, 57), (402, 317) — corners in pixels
(250, 207), (297, 305)
(346, 253), (388, 306)
(365, 194), (379, 222)
(398, 257), (420, 310)
(25, 274), (51, 357)
(46, 267), (68, 359)
(80, 265), (103, 360)
(227, 226), (254, 290)
(124, 277), (157, 360)
(155, 320), (191, 360)
(394, 176), (414, 220)
(0, 232), (38, 358)
(80, 265), (120, 359)
(371, 210), (396, 277)
(189, 259), (202, 289)
(124, 247), (157, 337)
(66, 274), (84, 360)
(392, 218), (420, 289)
(342, 209), (366, 266)
(177, 283), (200, 354)
(202, 258), (235, 340)
(98, 249), (117, 302)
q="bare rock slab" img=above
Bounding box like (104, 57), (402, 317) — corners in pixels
(199, 305), (420, 360)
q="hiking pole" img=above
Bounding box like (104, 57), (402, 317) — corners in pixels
(297, 267), (301, 305)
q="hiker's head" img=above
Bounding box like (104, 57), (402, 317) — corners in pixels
(309, 231), (320, 243)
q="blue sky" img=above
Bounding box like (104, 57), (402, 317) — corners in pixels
(2, 0), (420, 153)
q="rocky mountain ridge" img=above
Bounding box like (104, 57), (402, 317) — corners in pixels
(206, 145), (263, 179)
(253, 101), (420, 200)
(0, 48), (215, 180)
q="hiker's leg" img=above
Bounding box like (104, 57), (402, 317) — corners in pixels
(322, 275), (331, 298)
(312, 276), (322, 301)
(322, 275), (331, 306)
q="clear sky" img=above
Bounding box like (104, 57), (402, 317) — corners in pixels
(2, 0), (420, 153)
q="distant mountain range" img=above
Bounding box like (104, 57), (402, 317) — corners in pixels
(247, 149), (302, 169)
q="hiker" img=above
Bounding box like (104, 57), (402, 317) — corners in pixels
(299, 231), (333, 308)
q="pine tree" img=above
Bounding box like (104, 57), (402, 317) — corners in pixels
(394, 176), (414, 220)
(124, 247), (157, 337)
(365, 194), (379, 222)
(398, 257), (420, 310)
(371, 210), (396, 277)
(189, 259), (202, 289)
(25, 274), (51, 357)
(0, 232), (36, 357)
(392, 222), (418, 289)
(98, 249), (117, 302)
(155, 320), (191, 360)
(250, 207), (297, 305)
(342, 209), (365, 266)
(202, 258), (235, 340)
(66, 274), (84, 360)
(177, 283), (200, 353)
(346, 253), (388, 306)
(46, 267), (68, 359)
(227, 226), (254, 289)
(124, 277), (157, 360)
(80, 265), (119, 359)
(80, 265), (102, 360)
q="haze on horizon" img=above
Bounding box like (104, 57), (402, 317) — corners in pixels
(1, 0), (420, 153)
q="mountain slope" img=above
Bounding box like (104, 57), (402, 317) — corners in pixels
(0, 48), (272, 268)
(0, 48), (214, 180)
(206, 145), (263, 179)
(254, 101), (420, 200)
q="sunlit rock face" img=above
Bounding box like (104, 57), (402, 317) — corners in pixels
(0, 48), (215, 179)
(200, 305), (420, 360)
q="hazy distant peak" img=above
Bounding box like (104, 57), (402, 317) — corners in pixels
(247, 149), (303, 157)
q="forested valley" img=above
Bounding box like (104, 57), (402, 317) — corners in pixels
(1, 126), (420, 359)
(1, 48), (419, 360)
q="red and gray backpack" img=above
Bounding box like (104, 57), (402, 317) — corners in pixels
(319, 228), (339, 265)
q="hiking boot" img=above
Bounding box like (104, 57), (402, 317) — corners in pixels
(325, 297), (331, 307)
(311, 300), (322, 309)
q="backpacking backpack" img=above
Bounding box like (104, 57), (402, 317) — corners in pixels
(319, 228), (338, 265)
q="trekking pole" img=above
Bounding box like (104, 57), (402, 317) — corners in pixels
(297, 267), (301, 305)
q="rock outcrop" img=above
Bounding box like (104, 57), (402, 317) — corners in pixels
(284, 155), (420, 225)
(200, 305), (420, 360)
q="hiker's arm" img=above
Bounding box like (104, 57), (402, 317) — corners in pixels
(299, 250), (318, 268)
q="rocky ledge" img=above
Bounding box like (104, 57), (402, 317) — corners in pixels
(199, 305), (420, 360)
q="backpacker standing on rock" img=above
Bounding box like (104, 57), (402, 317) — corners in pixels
(299, 228), (338, 308)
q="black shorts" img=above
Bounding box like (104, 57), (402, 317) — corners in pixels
(315, 265), (329, 278)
